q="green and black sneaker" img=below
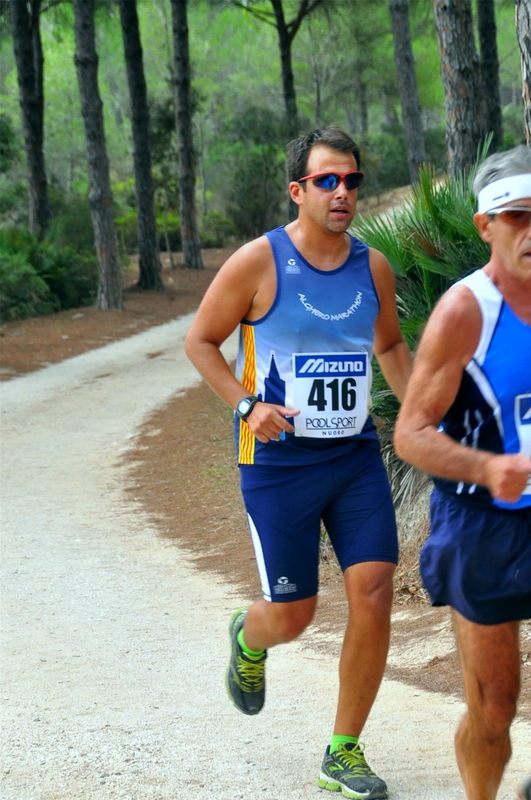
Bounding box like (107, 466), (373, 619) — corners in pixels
(225, 608), (267, 716)
(317, 741), (388, 799)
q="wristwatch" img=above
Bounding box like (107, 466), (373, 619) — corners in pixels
(236, 395), (260, 421)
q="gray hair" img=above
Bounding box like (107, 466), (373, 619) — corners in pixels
(473, 145), (531, 197)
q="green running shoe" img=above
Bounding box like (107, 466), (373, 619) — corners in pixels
(225, 608), (267, 715)
(317, 741), (388, 799)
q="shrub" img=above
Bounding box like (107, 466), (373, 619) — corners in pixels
(359, 126), (410, 197)
(359, 124), (448, 198)
(0, 114), (20, 174)
(227, 145), (285, 238)
(502, 105), (527, 150)
(0, 251), (57, 321)
(115, 207), (184, 254)
(47, 190), (95, 253)
(0, 178), (28, 220)
(157, 210), (181, 252)
(0, 228), (98, 320)
(352, 146), (491, 506)
(115, 208), (139, 253)
(199, 209), (238, 248)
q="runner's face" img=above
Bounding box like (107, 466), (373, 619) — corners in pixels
(290, 145), (359, 234)
(476, 198), (531, 283)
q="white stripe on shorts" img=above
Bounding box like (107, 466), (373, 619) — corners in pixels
(247, 512), (272, 602)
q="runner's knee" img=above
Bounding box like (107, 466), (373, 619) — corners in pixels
(345, 563), (394, 618)
(470, 684), (519, 738)
(270, 599), (316, 642)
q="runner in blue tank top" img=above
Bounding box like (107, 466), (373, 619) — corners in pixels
(395, 145), (531, 800)
(186, 126), (412, 799)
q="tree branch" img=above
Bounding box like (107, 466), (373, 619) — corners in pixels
(287, 0), (326, 41)
(230, 0), (276, 27)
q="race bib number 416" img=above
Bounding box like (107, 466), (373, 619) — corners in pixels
(292, 352), (369, 438)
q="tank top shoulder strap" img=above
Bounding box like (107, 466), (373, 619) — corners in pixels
(454, 270), (503, 366)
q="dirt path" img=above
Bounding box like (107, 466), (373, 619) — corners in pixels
(1, 314), (530, 800)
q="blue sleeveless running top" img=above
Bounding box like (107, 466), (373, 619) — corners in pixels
(235, 225), (381, 465)
(434, 269), (531, 510)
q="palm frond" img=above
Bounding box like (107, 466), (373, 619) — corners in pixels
(354, 149), (492, 510)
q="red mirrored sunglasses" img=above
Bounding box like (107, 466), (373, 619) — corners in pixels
(298, 171), (364, 191)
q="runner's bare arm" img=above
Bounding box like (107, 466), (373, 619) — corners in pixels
(184, 238), (299, 443)
(394, 287), (531, 503)
(369, 249), (412, 402)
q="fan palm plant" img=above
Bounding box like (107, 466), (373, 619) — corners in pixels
(352, 145), (492, 507)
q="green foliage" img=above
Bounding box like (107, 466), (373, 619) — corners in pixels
(224, 104), (289, 147)
(156, 210), (181, 252)
(360, 124), (448, 198)
(359, 126), (411, 196)
(0, 178), (27, 216)
(502, 104), (527, 150)
(0, 114), (19, 173)
(47, 189), (95, 253)
(423, 125), (447, 172)
(115, 208), (139, 253)
(0, 251), (56, 321)
(0, 0), (525, 262)
(352, 149), (491, 467)
(353, 152), (491, 505)
(219, 103), (287, 238)
(0, 228), (98, 321)
(227, 144), (286, 237)
(115, 207), (183, 253)
(199, 209), (238, 248)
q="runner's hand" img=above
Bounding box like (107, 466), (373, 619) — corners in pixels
(485, 454), (531, 503)
(245, 402), (300, 444)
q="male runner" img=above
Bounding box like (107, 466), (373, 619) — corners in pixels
(394, 145), (531, 800)
(185, 126), (411, 799)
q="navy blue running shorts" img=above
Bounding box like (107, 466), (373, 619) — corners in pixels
(239, 443), (398, 602)
(421, 488), (531, 625)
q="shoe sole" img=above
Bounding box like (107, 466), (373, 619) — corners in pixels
(318, 775), (388, 799)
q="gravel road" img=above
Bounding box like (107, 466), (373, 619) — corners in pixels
(1, 313), (529, 800)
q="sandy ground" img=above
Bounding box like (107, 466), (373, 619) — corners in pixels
(1, 311), (530, 800)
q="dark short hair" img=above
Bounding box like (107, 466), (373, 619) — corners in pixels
(286, 126), (361, 184)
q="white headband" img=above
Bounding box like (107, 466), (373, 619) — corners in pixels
(477, 173), (531, 213)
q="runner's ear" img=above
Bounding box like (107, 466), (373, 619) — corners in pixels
(289, 181), (305, 207)
(473, 212), (494, 244)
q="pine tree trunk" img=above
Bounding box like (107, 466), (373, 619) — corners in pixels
(73, 0), (122, 309)
(270, 0), (299, 139)
(169, 0), (204, 270)
(358, 75), (368, 136)
(433, 0), (487, 176)
(516, 0), (531, 145)
(270, 0), (301, 221)
(477, 0), (503, 151)
(389, 0), (427, 184)
(162, 179), (176, 271)
(117, 0), (163, 291)
(10, 0), (50, 239)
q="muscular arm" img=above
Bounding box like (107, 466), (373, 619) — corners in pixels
(370, 248), (412, 402)
(394, 286), (531, 503)
(184, 237), (298, 443)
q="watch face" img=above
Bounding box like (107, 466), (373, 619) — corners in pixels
(237, 396), (256, 419)
(238, 398), (252, 416)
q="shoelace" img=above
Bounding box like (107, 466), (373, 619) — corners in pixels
(236, 654), (265, 691)
(334, 743), (377, 777)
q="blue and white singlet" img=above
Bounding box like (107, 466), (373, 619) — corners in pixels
(234, 225), (381, 465)
(434, 269), (531, 511)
